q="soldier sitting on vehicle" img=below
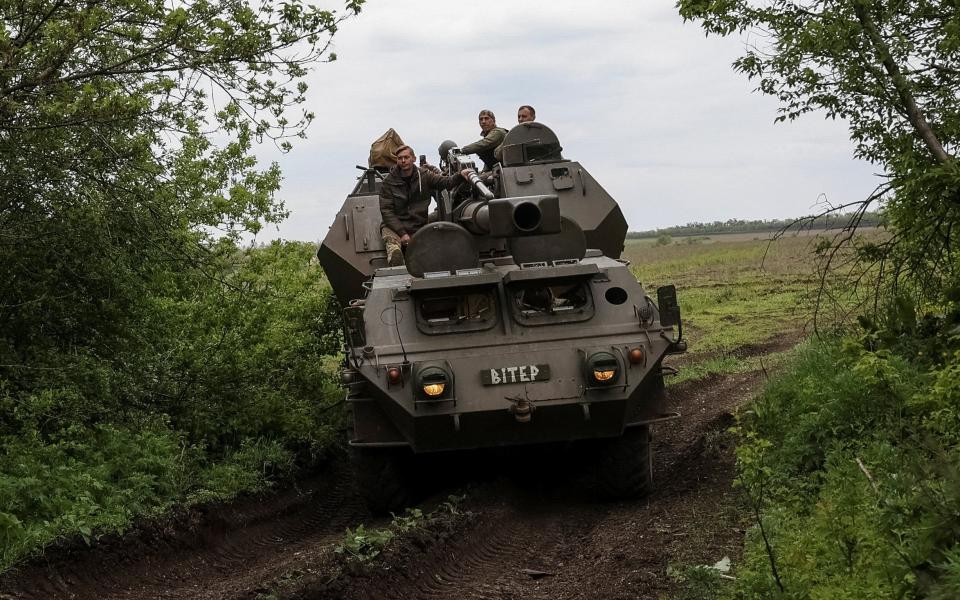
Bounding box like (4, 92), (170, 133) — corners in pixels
(461, 109), (509, 172)
(379, 145), (472, 267)
(517, 105), (536, 123)
(494, 105), (537, 164)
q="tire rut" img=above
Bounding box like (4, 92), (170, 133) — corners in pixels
(308, 369), (766, 600)
(343, 488), (606, 600)
(414, 503), (598, 600)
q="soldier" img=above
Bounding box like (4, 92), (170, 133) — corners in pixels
(461, 109), (508, 172)
(517, 105), (536, 123)
(379, 145), (471, 267)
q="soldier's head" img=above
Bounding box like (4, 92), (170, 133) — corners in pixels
(517, 105), (536, 123)
(478, 109), (496, 133)
(395, 145), (416, 176)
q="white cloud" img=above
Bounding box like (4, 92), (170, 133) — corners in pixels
(254, 0), (879, 242)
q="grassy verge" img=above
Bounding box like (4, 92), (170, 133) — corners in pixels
(727, 334), (960, 598)
(634, 231), (960, 598)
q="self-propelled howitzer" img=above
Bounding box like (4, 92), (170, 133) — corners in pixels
(318, 122), (686, 513)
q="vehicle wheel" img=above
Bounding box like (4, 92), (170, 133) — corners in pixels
(594, 424), (653, 500)
(352, 447), (416, 515)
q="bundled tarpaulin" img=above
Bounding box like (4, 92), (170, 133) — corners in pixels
(368, 128), (406, 168)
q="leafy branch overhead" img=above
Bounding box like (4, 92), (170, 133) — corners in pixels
(0, 0), (363, 256)
(674, 5), (960, 595)
(677, 0), (957, 168)
(1, 0), (362, 142)
(677, 0), (960, 303)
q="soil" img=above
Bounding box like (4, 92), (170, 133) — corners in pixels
(0, 346), (781, 600)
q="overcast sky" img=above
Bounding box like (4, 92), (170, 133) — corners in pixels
(256, 1), (881, 242)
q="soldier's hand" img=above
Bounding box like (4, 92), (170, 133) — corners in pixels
(400, 233), (411, 245)
(460, 168), (473, 179)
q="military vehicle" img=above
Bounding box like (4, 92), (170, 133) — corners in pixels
(318, 122), (686, 512)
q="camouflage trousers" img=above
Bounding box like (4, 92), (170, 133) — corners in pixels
(381, 225), (405, 267)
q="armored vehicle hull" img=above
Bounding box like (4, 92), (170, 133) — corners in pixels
(346, 253), (674, 451)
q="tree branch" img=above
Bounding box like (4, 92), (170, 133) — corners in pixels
(851, 0), (953, 166)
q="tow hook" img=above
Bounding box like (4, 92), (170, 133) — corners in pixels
(506, 394), (536, 423)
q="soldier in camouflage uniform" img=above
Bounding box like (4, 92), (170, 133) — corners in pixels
(461, 109), (509, 172)
(379, 145), (471, 267)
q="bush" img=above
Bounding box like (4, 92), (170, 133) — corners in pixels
(0, 423), (185, 569)
(0, 240), (348, 573)
(732, 335), (960, 598)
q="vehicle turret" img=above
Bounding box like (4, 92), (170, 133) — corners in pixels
(318, 122), (627, 305)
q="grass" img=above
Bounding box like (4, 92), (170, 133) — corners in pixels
(623, 232), (875, 378)
(669, 352), (793, 386)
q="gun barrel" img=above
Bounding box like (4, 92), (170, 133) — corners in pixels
(457, 200), (489, 235)
(464, 170), (494, 200)
(455, 195), (559, 238)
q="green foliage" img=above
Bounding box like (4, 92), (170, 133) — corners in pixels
(334, 497), (468, 565)
(731, 330), (960, 598)
(676, 1), (958, 165)
(671, 5), (960, 596)
(1, 0), (362, 375)
(929, 545), (960, 600)
(334, 524), (396, 563)
(390, 507), (426, 534)
(334, 507), (427, 562)
(0, 0), (361, 572)
(667, 563), (731, 600)
(741, 340), (917, 479)
(188, 438), (295, 504)
(0, 242), (348, 573)
(0, 423), (183, 568)
(656, 233), (673, 246)
(144, 241), (346, 455)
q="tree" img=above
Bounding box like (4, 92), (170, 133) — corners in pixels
(0, 0), (362, 424)
(677, 0), (960, 304)
(0, 2), (363, 565)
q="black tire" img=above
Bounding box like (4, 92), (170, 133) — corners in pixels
(352, 447), (416, 515)
(594, 425), (653, 500)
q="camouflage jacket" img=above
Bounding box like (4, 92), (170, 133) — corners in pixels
(379, 166), (464, 236)
(462, 126), (508, 171)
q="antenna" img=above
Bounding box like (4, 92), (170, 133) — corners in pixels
(392, 305), (408, 364)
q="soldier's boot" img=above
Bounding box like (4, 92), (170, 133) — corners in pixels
(386, 241), (405, 267)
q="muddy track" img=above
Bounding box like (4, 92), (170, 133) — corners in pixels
(1, 354), (776, 600)
(297, 369), (763, 600)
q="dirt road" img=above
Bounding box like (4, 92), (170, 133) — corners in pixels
(1, 367), (768, 600)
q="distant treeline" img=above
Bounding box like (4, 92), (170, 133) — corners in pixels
(627, 211), (884, 238)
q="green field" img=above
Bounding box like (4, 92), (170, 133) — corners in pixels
(623, 232), (853, 383)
